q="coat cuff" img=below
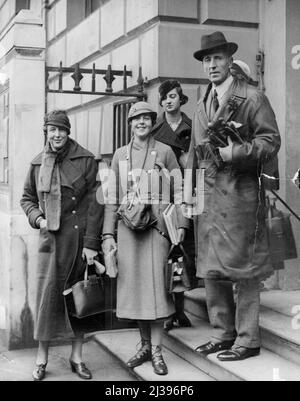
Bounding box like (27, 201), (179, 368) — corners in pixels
(29, 210), (44, 229)
(83, 235), (101, 251)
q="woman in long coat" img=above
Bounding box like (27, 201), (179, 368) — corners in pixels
(20, 110), (104, 380)
(152, 79), (197, 331)
(102, 102), (189, 375)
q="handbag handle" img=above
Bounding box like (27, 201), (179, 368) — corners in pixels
(270, 189), (300, 223)
(84, 264), (103, 289)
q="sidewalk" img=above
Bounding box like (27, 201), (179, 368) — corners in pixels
(0, 337), (137, 381)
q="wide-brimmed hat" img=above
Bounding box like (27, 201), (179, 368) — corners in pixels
(127, 102), (157, 123)
(193, 31), (238, 61)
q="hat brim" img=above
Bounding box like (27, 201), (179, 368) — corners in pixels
(194, 42), (238, 61)
(128, 111), (157, 123)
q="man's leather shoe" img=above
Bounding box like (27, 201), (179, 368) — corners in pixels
(69, 360), (92, 380)
(32, 363), (47, 381)
(152, 346), (168, 376)
(127, 344), (151, 368)
(217, 346), (260, 361)
(195, 340), (235, 356)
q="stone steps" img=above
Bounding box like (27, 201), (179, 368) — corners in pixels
(184, 288), (300, 365)
(92, 289), (300, 381)
(93, 329), (214, 382)
(163, 313), (300, 381)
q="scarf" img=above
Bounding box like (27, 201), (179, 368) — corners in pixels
(38, 139), (70, 231)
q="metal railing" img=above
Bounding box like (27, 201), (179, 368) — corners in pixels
(45, 62), (147, 99)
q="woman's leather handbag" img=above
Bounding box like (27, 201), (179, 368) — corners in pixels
(266, 195), (298, 264)
(64, 263), (110, 319)
(165, 244), (191, 293)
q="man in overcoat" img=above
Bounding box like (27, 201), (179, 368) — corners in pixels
(185, 31), (281, 361)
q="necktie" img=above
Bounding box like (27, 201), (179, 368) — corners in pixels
(212, 89), (219, 115)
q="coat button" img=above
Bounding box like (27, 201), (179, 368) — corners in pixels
(74, 225), (79, 229)
(72, 196), (76, 201)
(72, 210), (76, 215)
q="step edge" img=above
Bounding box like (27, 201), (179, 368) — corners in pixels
(92, 336), (143, 382)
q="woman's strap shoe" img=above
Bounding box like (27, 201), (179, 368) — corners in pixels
(69, 360), (92, 380)
(152, 347), (168, 376)
(32, 363), (47, 381)
(127, 344), (151, 368)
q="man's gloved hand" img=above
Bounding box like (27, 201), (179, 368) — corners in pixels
(207, 118), (229, 148)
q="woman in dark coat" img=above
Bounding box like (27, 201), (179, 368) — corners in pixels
(102, 102), (189, 376)
(20, 110), (104, 381)
(152, 80), (197, 331)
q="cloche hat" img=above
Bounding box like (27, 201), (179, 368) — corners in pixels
(158, 80), (189, 107)
(127, 102), (157, 123)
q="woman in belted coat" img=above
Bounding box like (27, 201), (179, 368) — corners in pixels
(152, 80), (197, 332)
(20, 110), (104, 381)
(102, 102), (189, 376)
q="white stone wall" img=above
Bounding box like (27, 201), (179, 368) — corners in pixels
(0, 8), (45, 348)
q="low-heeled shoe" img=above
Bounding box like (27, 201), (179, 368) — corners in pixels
(175, 312), (192, 328)
(69, 360), (92, 380)
(195, 340), (235, 356)
(217, 346), (260, 362)
(32, 363), (47, 381)
(127, 345), (151, 368)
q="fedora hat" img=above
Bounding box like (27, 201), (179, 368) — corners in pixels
(194, 31), (238, 61)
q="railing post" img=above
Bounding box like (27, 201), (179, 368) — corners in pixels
(71, 63), (83, 92)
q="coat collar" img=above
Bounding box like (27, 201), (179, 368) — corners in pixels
(153, 112), (191, 132)
(152, 112), (192, 151)
(31, 138), (94, 165)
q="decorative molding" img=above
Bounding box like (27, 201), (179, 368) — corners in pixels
(150, 76), (210, 86)
(15, 47), (45, 57)
(157, 15), (199, 25)
(202, 19), (259, 29)
(0, 47), (44, 69)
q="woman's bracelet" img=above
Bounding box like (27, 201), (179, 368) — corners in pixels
(101, 233), (114, 241)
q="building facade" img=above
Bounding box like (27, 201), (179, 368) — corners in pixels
(0, 0), (299, 349)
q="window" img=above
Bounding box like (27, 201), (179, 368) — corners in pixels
(113, 101), (135, 152)
(16, 0), (30, 14)
(85, 0), (100, 17)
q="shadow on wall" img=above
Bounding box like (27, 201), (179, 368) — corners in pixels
(9, 236), (36, 350)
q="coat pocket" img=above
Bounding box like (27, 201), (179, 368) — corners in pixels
(38, 227), (55, 253)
